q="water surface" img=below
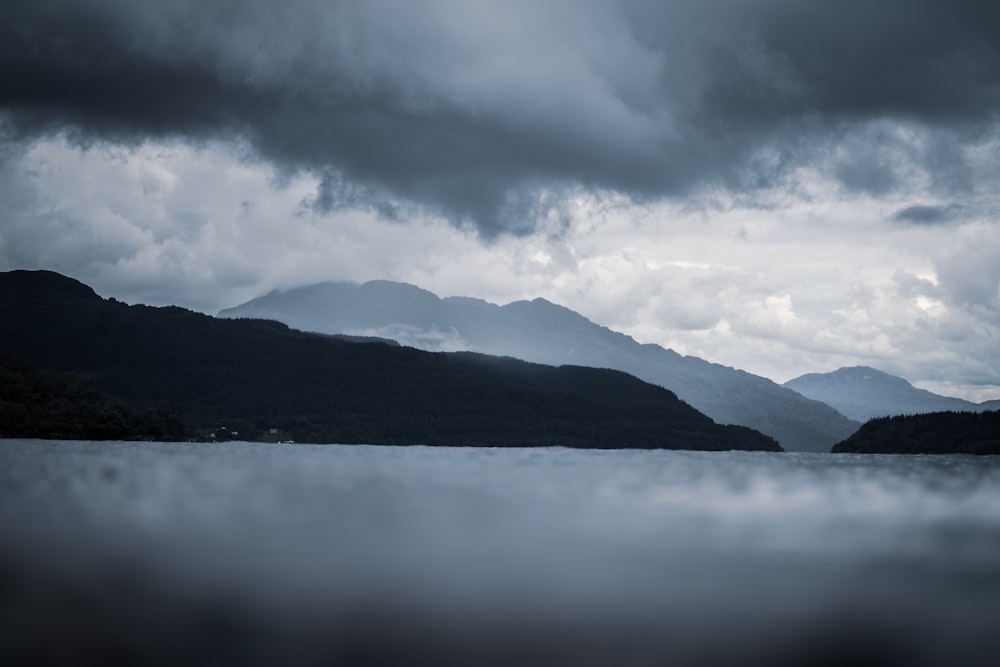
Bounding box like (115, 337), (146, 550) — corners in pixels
(2, 439), (999, 665)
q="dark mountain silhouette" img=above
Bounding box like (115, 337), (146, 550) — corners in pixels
(784, 366), (998, 422)
(832, 410), (1000, 455)
(220, 280), (858, 451)
(0, 270), (780, 451)
(0, 354), (183, 441)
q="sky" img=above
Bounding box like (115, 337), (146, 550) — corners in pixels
(2, 0), (1000, 400)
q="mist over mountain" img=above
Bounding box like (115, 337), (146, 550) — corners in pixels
(0, 270), (780, 452)
(785, 366), (999, 423)
(220, 281), (859, 452)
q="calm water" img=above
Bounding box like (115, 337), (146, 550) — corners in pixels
(2, 439), (1000, 666)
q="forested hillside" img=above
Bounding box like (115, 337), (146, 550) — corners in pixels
(832, 411), (1000, 455)
(0, 354), (183, 441)
(0, 270), (780, 451)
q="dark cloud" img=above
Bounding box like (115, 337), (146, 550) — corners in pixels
(3, 0), (1000, 234)
(892, 204), (966, 226)
(835, 150), (900, 196)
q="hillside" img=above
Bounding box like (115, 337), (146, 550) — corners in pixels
(220, 280), (858, 451)
(0, 354), (183, 441)
(832, 411), (1000, 455)
(0, 270), (780, 451)
(784, 366), (996, 422)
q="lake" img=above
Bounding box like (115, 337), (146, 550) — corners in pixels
(2, 439), (999, 666)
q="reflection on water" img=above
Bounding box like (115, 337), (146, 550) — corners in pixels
(1, 440), (999, 665)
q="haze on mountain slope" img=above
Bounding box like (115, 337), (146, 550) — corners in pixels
(220, 280), (859, 452)
(785, 366), (1000, 423)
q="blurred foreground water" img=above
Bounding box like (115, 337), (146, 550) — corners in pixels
(2, 439), (999, 666)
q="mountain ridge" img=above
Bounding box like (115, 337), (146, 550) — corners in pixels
(784, 366), (997, 422)
(221, 280), (859, 452)
(0, 270), (780, 451)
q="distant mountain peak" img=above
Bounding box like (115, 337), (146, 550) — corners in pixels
(785, 366), (982, 422)
(837, 366), (904, 378)
(360, 280), (439, 297)
(801, 366), (915, 388)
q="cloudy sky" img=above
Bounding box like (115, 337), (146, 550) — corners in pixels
(2, 0), (1000, 400)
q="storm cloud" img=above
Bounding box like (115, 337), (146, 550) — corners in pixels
(4, 0), (1000, 234)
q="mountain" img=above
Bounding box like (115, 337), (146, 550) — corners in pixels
(0, 270), (780, 451)
(220, 280), (859, 451)
(784, 366), (998, 422)
(832, 411), (1000, 455)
